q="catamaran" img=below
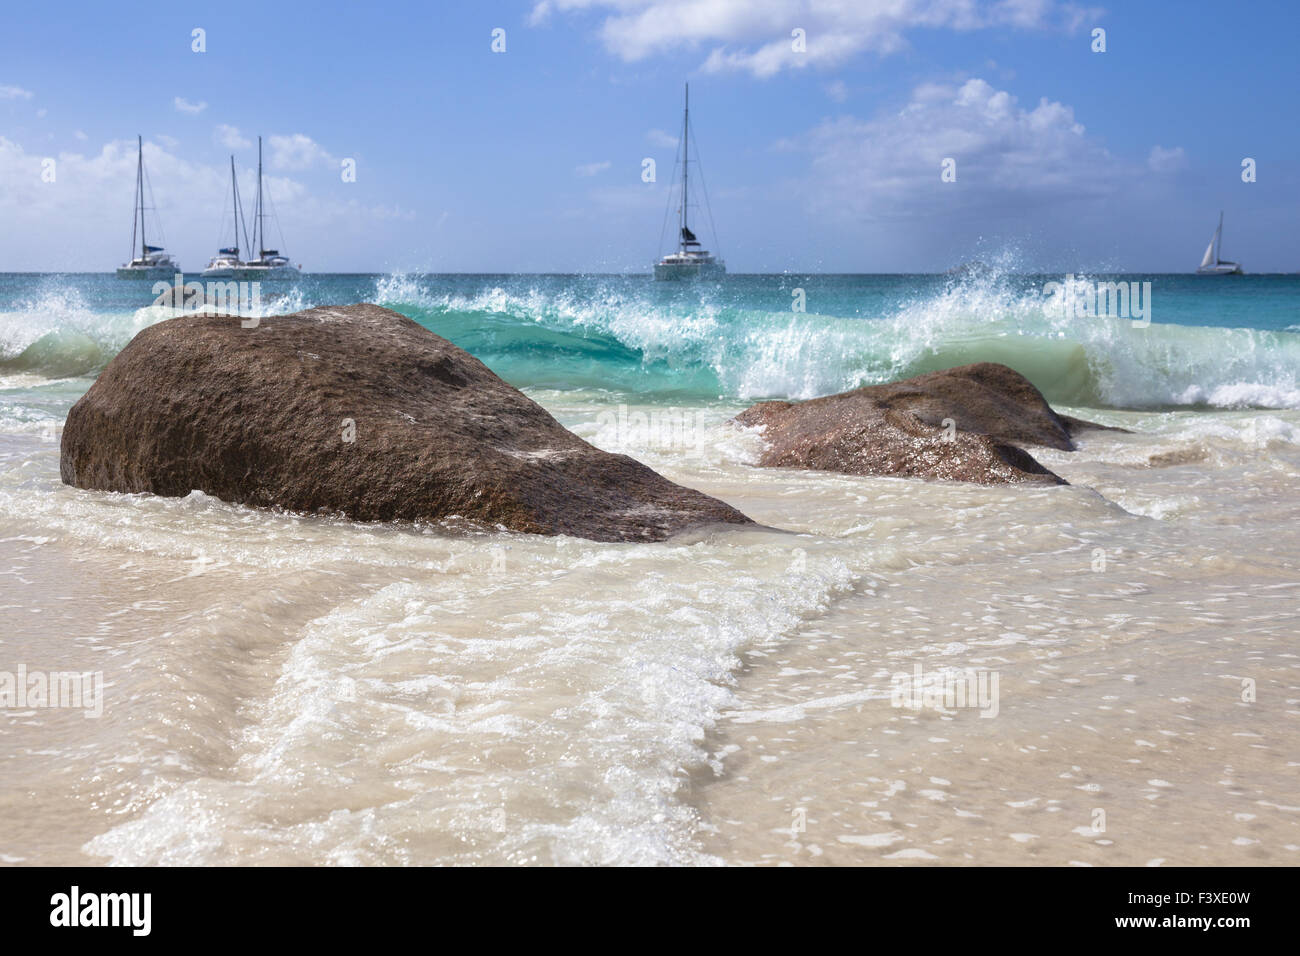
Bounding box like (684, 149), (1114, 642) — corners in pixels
(201, 156), (250, 279)
(1196, 211), (1243, 275)
(654, 84), (725, 280)
(116, 136), (181, 279)
(234, 136), (301, 280)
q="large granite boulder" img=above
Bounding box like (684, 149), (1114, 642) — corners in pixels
(61, 304), (753, 542)
(733, 362), (1113, 485)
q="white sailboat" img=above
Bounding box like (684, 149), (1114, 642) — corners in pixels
(231, 136), (301, 280)
(1195, 211), (1243, 275)
(116, 136), (181, 279)
(654, 84), (725, 281)
(201, 156), (250, 279)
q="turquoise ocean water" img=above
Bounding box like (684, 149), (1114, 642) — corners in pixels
(2, 271), (1298, 426)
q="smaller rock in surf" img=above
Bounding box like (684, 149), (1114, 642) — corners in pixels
(733, 362), (1117, 486)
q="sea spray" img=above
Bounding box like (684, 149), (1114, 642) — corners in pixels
(1042, 274), (1152, 327)
(1, 270), (1297, 408)
(371, 272), (1300, 409)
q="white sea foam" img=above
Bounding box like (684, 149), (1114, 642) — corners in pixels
(370, 272), (1300, 410)
(76, 525), (860, 865)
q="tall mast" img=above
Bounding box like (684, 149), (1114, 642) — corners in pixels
(133, 135), (145, 259)
(230, 156), (238, 253)
(229, 155), (247, 255)
(680, 84), (689, 252)
(255, 136), (264, 258)
(1217, 210), (1224, 263)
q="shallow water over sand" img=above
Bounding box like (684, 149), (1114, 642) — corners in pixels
(2, 395), (1297, 865)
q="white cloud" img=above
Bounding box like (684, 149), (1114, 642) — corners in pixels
(267, 133), (335, 170)
(646, 128), (679, 148)
(0, 85), (34, 100)
(825, 79), (848, 102)
(73, 130), (87, 141)
(575, 160), (612, 177)
(35, 108), (47, 119)
(214, 124), (252, 150)
(174, 96), (208, 114)
(1059, 1), (1103, 32)
(0, 135), (408, 271)
(0, 137), (221, 255)
(1147, 145), (1186, 173)
(532, 0), (1101, 76)
(528, 0), (555, 25)
(791, 78), (1118, 221)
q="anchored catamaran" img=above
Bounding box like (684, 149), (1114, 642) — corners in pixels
(116, 136), (181, 279)
(201, 156), (251, 279)
(234, 136), (301, 280)
(654, 84), (725, 280)
(1196, 211), (1243, 275)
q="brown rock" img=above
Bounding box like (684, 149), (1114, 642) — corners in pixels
(60, 304), (753, 542)
(733, 362), (1110, 485)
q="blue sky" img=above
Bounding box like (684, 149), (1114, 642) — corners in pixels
(1, 0), (1297, 273)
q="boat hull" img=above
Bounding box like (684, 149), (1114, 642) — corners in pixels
(217, 267), (302, 281)
(653, 261), (726, 281)
(1195, 264), (1243, 276)
(116, 266), (179, 280)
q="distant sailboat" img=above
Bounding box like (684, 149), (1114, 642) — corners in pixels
(116, 136), (181, 279)
(201, 156), (250, 279)
(1195, 212), (1243, 275)
(654, 84), (725, 280)
(235, 136), (301, 280)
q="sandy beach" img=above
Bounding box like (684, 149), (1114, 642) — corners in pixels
(2, 273), (1297, 865)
